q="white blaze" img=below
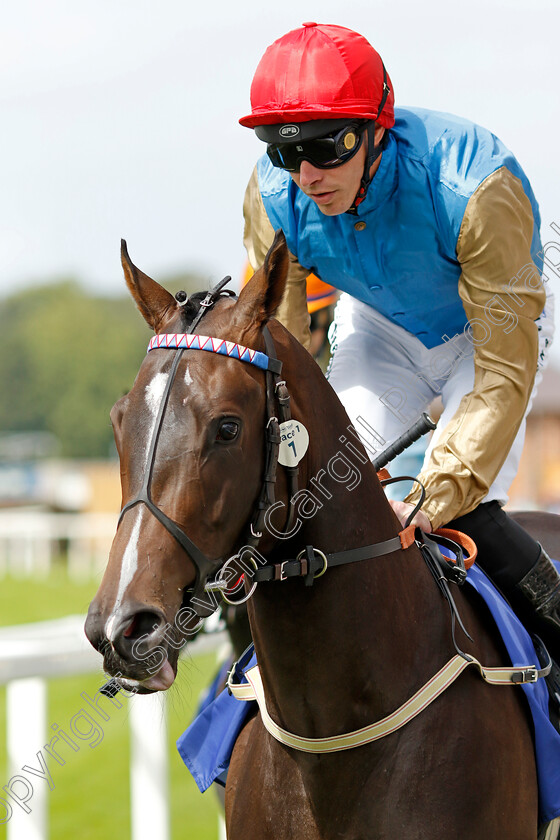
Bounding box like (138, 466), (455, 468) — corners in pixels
(105, 507), (144, 639)
(105, 370), (170, 637)
(105, 373), (169, 641)
(145, 371), (169, 446)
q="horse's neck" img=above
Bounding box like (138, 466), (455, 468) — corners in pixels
(248, 424), (450, 738)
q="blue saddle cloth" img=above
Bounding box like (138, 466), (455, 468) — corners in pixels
(177, 564), (560, 822)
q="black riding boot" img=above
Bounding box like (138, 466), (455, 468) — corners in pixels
(515, 545), (560, 653)
(447, 501), (560, 663)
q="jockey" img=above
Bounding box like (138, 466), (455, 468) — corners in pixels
(240, 23), (560, 658)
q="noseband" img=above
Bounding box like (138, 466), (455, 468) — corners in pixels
(117, 283), (298, 616)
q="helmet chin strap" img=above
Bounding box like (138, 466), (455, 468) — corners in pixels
(346, 64), (391, 215)
(346, 123), (385, 215)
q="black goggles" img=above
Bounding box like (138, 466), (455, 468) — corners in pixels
(266, 123), (367, 173)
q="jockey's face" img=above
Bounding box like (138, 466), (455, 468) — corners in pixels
(290, 125), (385, 216)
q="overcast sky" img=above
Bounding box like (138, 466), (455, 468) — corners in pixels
(2, 0), (560, 358)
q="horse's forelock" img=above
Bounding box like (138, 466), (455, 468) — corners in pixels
(178, 291), (209, 329)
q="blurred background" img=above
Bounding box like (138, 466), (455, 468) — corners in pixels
(1, 0), (560, 838)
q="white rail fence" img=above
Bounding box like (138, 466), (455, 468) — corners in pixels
(0, 617), (227, 840)
(0, 511), (117, 581)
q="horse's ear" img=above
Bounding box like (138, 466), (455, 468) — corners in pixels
(237, 230), (289, 326)
(121, 239), (176, 331)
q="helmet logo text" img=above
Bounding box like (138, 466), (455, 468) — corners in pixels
(279, 125), (300, 138)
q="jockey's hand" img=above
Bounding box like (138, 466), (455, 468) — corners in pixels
(389, 500), (432, 533)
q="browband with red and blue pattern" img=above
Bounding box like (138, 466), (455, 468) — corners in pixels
(147, 333), (282, 374)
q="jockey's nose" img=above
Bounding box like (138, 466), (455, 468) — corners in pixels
(298, 159), (324, 187)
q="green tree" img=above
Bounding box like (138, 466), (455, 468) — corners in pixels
(0, 270), (208, 457)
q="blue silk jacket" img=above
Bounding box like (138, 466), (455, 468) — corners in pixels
(256, 107), (542, 349)
(243, 107), (548, 526)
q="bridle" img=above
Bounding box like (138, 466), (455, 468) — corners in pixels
(117, 281), (299, 616)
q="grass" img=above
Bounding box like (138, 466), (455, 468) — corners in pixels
(0, 563), (99, 626)
(0, 568), (224, 839)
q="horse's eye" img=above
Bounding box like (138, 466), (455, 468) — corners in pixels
(216, 420), (240, 442)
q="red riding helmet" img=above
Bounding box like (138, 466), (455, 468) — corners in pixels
(239, 22), (395, 130)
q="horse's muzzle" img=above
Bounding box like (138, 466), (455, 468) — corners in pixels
(84, 602), (180, 689)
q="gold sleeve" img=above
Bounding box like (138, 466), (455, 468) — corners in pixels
(404, 166), (546, 529)
(243, 166), (312, 350)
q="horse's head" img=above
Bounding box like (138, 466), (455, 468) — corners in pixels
(85, 231), (291, 691)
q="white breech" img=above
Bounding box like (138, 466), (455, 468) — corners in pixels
(326, 288), (555, 506)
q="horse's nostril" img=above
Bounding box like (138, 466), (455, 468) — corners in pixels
(109, 609), (167, 665)
(121, 611), (163, 642)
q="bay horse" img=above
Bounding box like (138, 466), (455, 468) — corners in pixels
(85, 231), (555, 839)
